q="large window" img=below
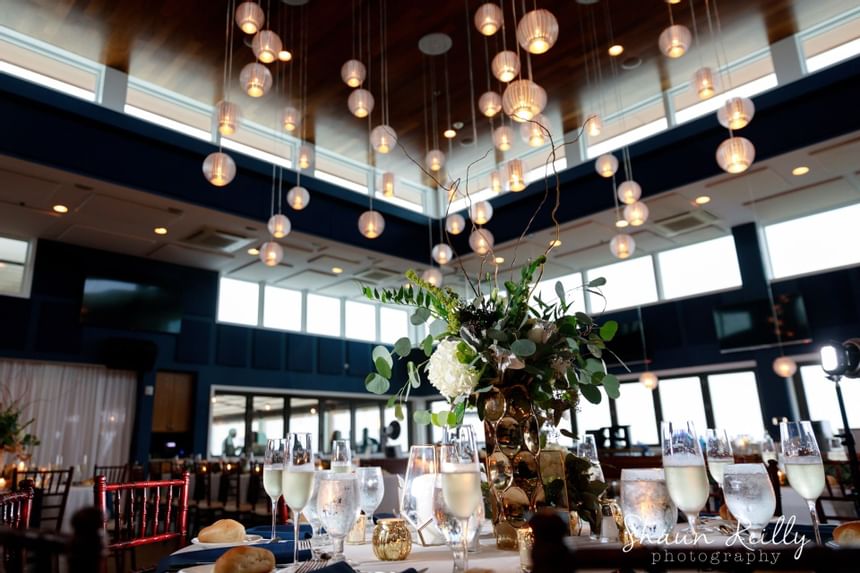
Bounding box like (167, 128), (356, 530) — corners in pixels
(657, 236), (742, 300)
(250, 396), (285, 456)
(706, 371), (764, 438)
(355, 403), (382, 454)
(575, 398), (612, 436)
(289, 398), (320, 452)
(345, 301), (377, 342)
(658, 376), (708, 432)
(0, 236), (33, 297)
(380, 307), (409, 344)
(614, 382), (659, 445)
(209, 394), (248, 457)
(322, 399), (352, 452)
(586, 256), (658, 312)
(764, 204), (860, 279)
(306, 294), (342, 337)
(217, 278), (260, 326)
(263, 286), (302, 331)
(532, 272), (586, 314)
(800, 365), (860, 433)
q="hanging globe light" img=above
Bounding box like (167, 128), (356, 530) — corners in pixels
(214, 100), (240, 136)
(470, 201), (494, 225)
(425, 149), (446, 172)
(358, 210), (385, 239)
(507, 159), (526, 191)
(502, 79), (547, 122)
(693, 67), (717, 100)
(252, 30), (282, 64)
(469, 228), (495, 255)
(281, 105), (300, 133)
(267, 213), (291, 238)
(202, 152), (236, 187)
(432, 243), (454, 265)
(474, 3), (504, 36)
(446, 214), (466, 235)
(239, 63), (272, 98)
(370, 125), (397, 154)
(586, 114), (602, 137)
(595, 154), (618, 178)
(610, 233), (635, 259)
(617, 180), (642, 205)
(490, 169), (503, 194)
(341, 59), (366, 88)
(381, 172), (395, 197)
(623, 201), (649, 226)
(478, 91), (503, 118)
(658, 24), (692, 58)
(235, 1), (265, 35)
(717, 97), (755, 130)
(716, 136), (755, 174)
(493, 125), (514, 151)
(640, 371), (659, 390)
(422, 267), (443, 287)
(259, 241), (284, 267)
(347, 88), (375, 118)
(773, 356), (798, 378)
(297, 144), (314, 171)
(520, 113), (548, 147)
(492, 51), (521, 83)
(516, 9), (559, 55)
(287, 186), (310, 210)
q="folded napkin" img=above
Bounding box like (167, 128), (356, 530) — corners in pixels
(308, 562), (417, 573)
(156, 541), (311, 573)
(246, 523), (313, 538)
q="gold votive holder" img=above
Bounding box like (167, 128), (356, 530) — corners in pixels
(346, 513), (367, 544)
(372, 518), (412, 561)
(517, 526), (534, 573)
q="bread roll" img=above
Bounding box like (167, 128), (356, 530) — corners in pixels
(834, 521), (860, 547)
(214, 546), (276, 573)
(719, 503), (735, 522)
(198, 519), (246, 543)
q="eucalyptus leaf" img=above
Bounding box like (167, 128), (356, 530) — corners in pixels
(486, 329), (508, 342)
(511, 339), (537, 357)
(413, 410), (432, 425)
(587, 277), (607, 288)
(603, 374), (620, 399)
(429, 319), (448, 337)
(365, 373), (389, 394)
(446, 411), (458, 426)
(407, 362), (421, 388)
(374, 357), (392, 379)
(410, 307), (432, 325)
(554, 281), (566, 305)
(394, 337), (412, 358)
(372, 346), (393, 369)
(580, 384), (602, 404)
(599, 320), (619, 342)
(421, 335), (435, 357)
(394, 403), (404, 421)
(575, 312), (593, 326)
(585, 358), (605, 374)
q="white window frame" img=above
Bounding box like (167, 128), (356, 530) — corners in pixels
(0, 235), (37, 299)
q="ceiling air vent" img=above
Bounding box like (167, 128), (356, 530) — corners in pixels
(354, 267), (400, 283)
(652, 210), (718, 238)
(181, 227), (255, 252)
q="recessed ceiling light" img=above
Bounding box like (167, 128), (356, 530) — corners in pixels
(52, 204), (69, 214)
(621, 56), (642, 70)
(494, 256), (505, 264)
(443, 128), (457, 139)
(792, 166), (810, 176)
(247, 247), (260, 256)
(549, 239), (562, 247)
(694, 195), (711, 205)
(310, 407), (317, 415)
(331, 266), (344, 274)
(615, 219), (629, 228)
(153, 227), (168, 235)
(608, 44), (624, 57)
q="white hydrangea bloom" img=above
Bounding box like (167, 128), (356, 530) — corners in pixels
(426, 339), (480, 399)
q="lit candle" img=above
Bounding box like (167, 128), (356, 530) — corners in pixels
(0, 477), (7, 490)
(17, 461), (25, 472)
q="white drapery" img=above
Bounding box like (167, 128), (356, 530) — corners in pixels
(0, 359), (137, 467)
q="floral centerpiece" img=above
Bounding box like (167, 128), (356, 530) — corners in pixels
(0, 387), (39, 465)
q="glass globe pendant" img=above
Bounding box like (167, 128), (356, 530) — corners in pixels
(214, 100), (240, 136)
(623, 201), (649, 226)
(297, 145), (314, 170)
(520, 114), (548, 147)
(492, 51), (520, 83)
(281, 105), (300, 133)
(202, 152), (236, 187)
(347, 89), (374, 118)
(493, 125), (514, 151)
(595, 154), (618, 178)
(267, 213), (291, 238)
(358, 210), (385, 239)
(693, 67), (717, 100)
(287, 186), (310, 210)
(507, 159), (525, 192)
(717, 97), (755, 130)
(490, 169), (502, 194)
(239, 63), (272, 98)
(425, 149), (446, 172)
(259, 241), (283, 267)
(716, 136), (755, 174)
(432, 243), (453, 265)
(446, 214), (465, 235)
(617, 180), (642, 205)
(516, 9), (559, 55)
(370, 125), (397, 154)
(469, 228), (495, 255)
(470, 201), (494, 225)
(658, 25), (692, 58)
(252, 30), (282, 64)
(640, 371), (658, 390)
(586, 114), (602, 137)
(610, 233), (635, 259)
(478, 91), (503, 117)
(341, 59), (366, 88)
(773, 356), (797, 378)
(502, 79), (547, 122)
(235, 1), (265, 35)
(422, 267), (443, 287)
(474, 3), (503, 36)
(382, 172), (395, 197)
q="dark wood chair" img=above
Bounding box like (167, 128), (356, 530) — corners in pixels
(0, 507), (104, 573)
(192, 462), (222, 533)
(816, 460), (858, 523)
(0, 479), (33, 529)
(11, 467), (73, 532)
(95, 471), (190, 573)
(219, 461), (251, 518)
(94, 464), (130, 484)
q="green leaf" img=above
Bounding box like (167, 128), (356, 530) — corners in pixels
(410, 307), (432, 325)
(365, 373), (390, 394)
(586, 344), (602, 358)
(413, 410), (432, 425)
(394, 337), (412, 358)
(575, 312), (593, 326)
(372, 346), (393, 369)
(587, 277), (607, 288)
(429, 320), (448, 336)
(554, 281), (566, 305)
(486, 329), (508, 342)
(580, 384), (602, 404)
(431, 411), (449, 427)
(386, 395), (397, 408)
(599, 320), (618, 342)
(446, 411), (458, 426)
(374, 357), (392, 378)
(511, 339), (537, 357)
(394, 403), (404, 421)
(407, 362), (421, 388)
(585, 358), (604, 374)
(603, 374), (620, 399)
(421, 334), (435, 357)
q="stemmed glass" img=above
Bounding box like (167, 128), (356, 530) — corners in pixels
(722, 463), (776, 543)
(356, 466), (385, 542)
(400, 445), (444, 546)
(661, 421), (710, 536)
(577, 435), (605, 482)
(780, 421), (826, 545)
(302, 470), (332, 559)
(436, 441), (482, 573)
(263, 438), (286, 541)
(760, 434), (778, 464)
(331, 439), (352, 473)
(705, 429), (734, 489)
(283, 433), (316, 569)
(317, 472), (361, 562)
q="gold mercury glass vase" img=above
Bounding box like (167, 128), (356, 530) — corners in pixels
(372, 518), (412, 561)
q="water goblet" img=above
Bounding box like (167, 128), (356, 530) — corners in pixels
(317, 472), (361, 562)
(302, 470), (331, 557)
(357, 466), (385, 541)
(722, 463), (776, 543)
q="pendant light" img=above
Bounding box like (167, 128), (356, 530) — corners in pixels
(773, 356), (798, 378)
(693, 67), (717, 100)
(347, 89), (374, 118)
(659, 24), (691, 58)
(469, 228), (495, 255)
(425, 149), (446, 172)
(287, 186), (310, 210)
(516, 9), (559, 55)
(502, 79), (547, 122)
(586, 114), (602, 137)
(617, 180), (641, 204)
(474, 3), (503, 36)
(205, 2), (238, 187)
(491, 50), (520, 82)
(297, 144), (314, 171)
(259, 241), (283, 266)
(610, 233), (635, 259)
(478, 91), (503, 117)
(640, 371), (659, 390)
(595, 154), (618, 178)
(490, 169), (503, 194)
(520, 114), (548, 147)
(370, 0), (396, 156)
(267, 214), (291, 239)
(493, 125), (514, 151)
(432, 243), (453, 265)
(239, 63), (272, 97)
(202, 152), (236, 187)
(470, 201), (494, 225)
(370, 125), (397, 154)
(358, 210), (385, 239)
(281, 105), (300, 133)
(341, 59), (366, 88)
(422, 267), (443, 287)
(252, 30), (283, 63)
(623, 201), (649, 226)
(382, 172), (395, 197)
(235, 2), (264, 35)
(717, 97), (755, 130)
(214, 101), (240, 136)
(507, 159), (525, 191)
(716, 136), (755, 174)
(446, 214), (465, 235)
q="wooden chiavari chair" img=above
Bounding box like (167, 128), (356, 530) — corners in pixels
(11, 467), (73, 532)
(94, 464), (130, 484)
(0, 479), (33, 529)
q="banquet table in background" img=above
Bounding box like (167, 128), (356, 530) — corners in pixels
(61, 485), (94, 533)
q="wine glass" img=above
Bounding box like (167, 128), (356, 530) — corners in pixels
(432, 473), (483, 570)
(317, 472), (360, 562)
(284, 432), (315, 569)
(577, 435), (605, 482)
(356, 466), (385, 541)
(437, 442), (482, 572)
(400, 445), (445, 545)
(760, 434), (778, 464)
(705, 429), (734, 488)
(263, 438), (286, 541)
(780, 421), (826, 545)
(331, 439), (352, 473)
(302, 470), (332, 558)
(661, 421), (710, 536)
(722, 463), (776, 543)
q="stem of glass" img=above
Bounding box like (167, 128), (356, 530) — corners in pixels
(333, 535), (345, 561)
(748, 527), (763, 544)
(451, 542), (467, 573)
(460, 518), (470, 572)
(293, 512), (301, 563)
(270, 499), (277, 541)
(806, 500), (822, 545)
(686, 512), (699, 537)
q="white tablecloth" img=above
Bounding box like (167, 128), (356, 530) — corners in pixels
(61, 485), (93, 533)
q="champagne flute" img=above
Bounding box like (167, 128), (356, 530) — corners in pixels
(438, 443), (482, 572)
(331, 439), (352, 473)
(283, 432), (315, 569)
(780, 421), (826, 545)
(356, 466), (385, 541)
(263, 438), (286, 541)
(705, 429), (734, 488)
(661, 421), (710, 536)
(317, 472), (360, 562)
(722, 463), (776, 543)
